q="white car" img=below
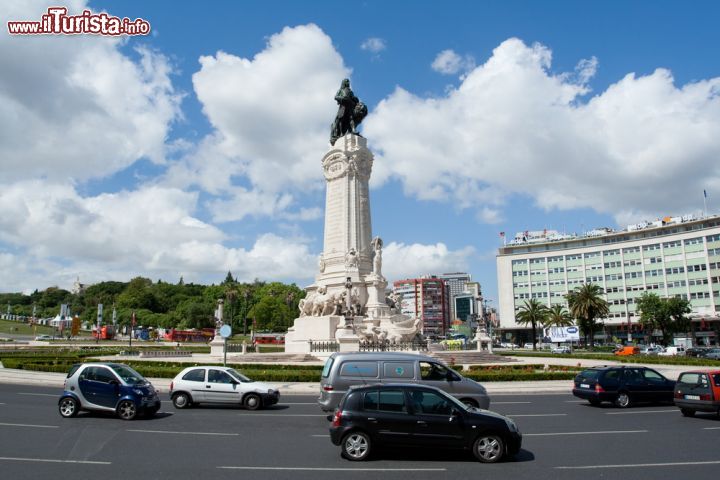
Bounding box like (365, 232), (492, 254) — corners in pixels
(551, 346), (571, 354)
(658, 346), (685, 356)
(169, 366), (279, 410)
(34, 334), (52, 341)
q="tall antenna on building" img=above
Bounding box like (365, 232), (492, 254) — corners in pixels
(703, 189), (708, 217)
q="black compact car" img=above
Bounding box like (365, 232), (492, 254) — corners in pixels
(573, 366), (675, 408)
(327, 383), (521, 463)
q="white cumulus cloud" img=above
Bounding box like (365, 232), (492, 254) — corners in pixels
(366, 38), (720, 225)
(361, 37), (386, 54)
(0, 0), (182, 183)
(431, 49), (475, 75)
(383, 242), (475, 281)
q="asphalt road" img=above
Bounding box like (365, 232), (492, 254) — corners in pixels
(1, 383), (719, 480)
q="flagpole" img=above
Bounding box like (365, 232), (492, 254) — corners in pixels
(703, 190), (708, 217)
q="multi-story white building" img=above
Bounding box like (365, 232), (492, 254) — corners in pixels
(497, 214), (720, 345)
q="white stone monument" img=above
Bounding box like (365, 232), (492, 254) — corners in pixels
(285, 134), (422, 353)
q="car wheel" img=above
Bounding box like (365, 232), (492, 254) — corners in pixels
(615, 392), (631, 408)
(172, 392), (192, 409)
(680, 408), (695, 417)
(244, 393), (262, 410)
(588, 399), (601, 406)
(461, 398), (479, 409)
(117, 400), (137, 420)
(473, 434), (504, 463)
(341, 431), (371, 461)
(58, 397), (79, 418)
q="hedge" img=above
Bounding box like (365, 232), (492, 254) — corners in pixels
(500, 351), (720, 366)
(466, 364), (582, 372)
(465, 371), (576, 382)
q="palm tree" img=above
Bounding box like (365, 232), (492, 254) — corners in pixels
(544, 304), (574, 327)
(515, 299), (548, 350)
(565, 283), (609, 350)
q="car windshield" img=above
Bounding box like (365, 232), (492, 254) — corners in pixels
(109, 364), (147, 385)
(227, 369), (252, 383)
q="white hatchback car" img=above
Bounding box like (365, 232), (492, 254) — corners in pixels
(169, 366), (280, 410)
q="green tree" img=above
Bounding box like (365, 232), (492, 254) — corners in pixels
(566, 283), (609, 350)
(515, 299), (548, 350)
(636, 293), (691, 345)
(116, 277), (160, 311)
(544, 304), (574, 328)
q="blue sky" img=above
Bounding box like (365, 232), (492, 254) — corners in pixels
(2, 0), (720, 314)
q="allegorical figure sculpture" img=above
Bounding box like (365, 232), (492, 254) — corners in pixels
(330, 78), (367, 145)
(371, 236), (383, 277)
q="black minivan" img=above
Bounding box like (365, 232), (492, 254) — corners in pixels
(327, 383), (521, 463)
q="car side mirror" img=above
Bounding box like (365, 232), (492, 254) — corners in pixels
(446, 372), (460, 382)
(326, 414), (333, 422)
(109, 379), (119, 386)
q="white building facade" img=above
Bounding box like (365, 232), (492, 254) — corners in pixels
(497, 215), (720, 345)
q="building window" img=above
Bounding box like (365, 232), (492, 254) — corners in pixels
(604, 261), (622, 268)
(687, 264), (707, 272)
(644, 269), (662, 277)
(667, 280), (687, 288)
(665, 266), (685, 275)
(566, 254), (582, 261)
(624, 259), (641, 267)
(684, 237), (704, 246)
(625, 271), (642, 279)
(584, 252), (601, 259)
(662, 240), (681, 248)
(623, 246), (640, 254)
(604, 249), (620, 257)
(706, 234), (720, 242)
(688, 279), (708, 286)
(642, 244), (661, 252)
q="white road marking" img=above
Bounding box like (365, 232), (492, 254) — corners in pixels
(507, 413), (567, 417)
(605, 409), (676, 415)
(0, 422), (59, 429)
(0, 456), (110, 465)
(703, 427), (720, 430)
(556, 460), (720, 469)
(127, 429), (239, 436)
(18, 393), (56, 397)
(494, 401), (531, 404)
(281, 402), (318, 405)
(218, 466), (447, 471)
(564, 400), (585, 403)
(311, 434), (330, 437)
(526, 430), (648, 436)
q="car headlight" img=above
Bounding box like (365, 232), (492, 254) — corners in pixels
(268, 389), (275, 394)
(505, 418), (518, 433)
(133, 389), (145, 396)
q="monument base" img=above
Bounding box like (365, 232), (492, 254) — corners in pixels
(285, 315), (343, 353)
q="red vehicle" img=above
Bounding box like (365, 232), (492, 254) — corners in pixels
(253, 333), (285, 345)
(93, 325), (116, 340)
(165, 328), (215, 343)
(674, 370), (720, 417)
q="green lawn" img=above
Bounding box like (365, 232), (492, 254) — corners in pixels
(0, 319), (92, 338)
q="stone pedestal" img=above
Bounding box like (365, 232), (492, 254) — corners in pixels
(285, 315), (343, 353)
(209, 334), (225, 357)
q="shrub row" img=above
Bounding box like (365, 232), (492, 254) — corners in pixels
(465, 371), (576, 382)
(500, 351), (720, 366)
(466, 364), (582, 372)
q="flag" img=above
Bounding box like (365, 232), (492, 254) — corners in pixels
(131, 311), (136, 327)
(704, 189), (707, 198)
(499, 232), (505, 238)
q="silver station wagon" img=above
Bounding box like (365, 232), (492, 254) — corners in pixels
(318, 352), (490, 411)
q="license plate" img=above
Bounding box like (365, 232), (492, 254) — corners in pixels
(685, 395), (700, 400)
(580, 383), (590, 388)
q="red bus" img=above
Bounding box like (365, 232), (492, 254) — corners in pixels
(253, 333), (285, 345)
(165, 328), (215, 343)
